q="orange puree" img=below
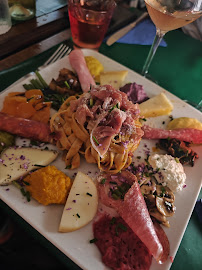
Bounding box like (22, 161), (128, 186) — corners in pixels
(24, 166), (72, 206)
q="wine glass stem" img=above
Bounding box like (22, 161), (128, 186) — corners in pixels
(142, 28), (166, 76)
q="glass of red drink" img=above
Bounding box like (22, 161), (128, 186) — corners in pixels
(68, 0), (116, 50)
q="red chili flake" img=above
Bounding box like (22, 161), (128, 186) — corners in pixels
(66, 208), (72, 210)
(170, 256), (174, 263)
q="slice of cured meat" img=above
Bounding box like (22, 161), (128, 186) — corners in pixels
(93, 214), (152, 270)
(0, 112), (56, 143)
(152, 218), (170, 264)
(142, 125), (202, 144)
(69, 49), (95, 92)
(98, 171), (164, 262)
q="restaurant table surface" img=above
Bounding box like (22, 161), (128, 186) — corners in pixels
(0, 11), (202, 270)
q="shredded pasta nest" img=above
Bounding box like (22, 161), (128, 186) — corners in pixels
(50, 96), (142, 173)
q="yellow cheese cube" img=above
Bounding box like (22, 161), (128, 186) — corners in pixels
(139, 92), (173, 118)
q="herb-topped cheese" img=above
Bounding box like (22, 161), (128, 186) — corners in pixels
(148, 154), (186, 192)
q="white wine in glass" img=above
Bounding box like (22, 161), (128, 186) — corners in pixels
(142, 0), (202, 76)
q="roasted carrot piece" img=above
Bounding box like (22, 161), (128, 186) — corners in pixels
(25, 89), (44, 106)
(31, 102), (51, 123)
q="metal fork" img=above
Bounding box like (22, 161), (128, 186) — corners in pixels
(4, 44), (72, 90)
(39, 43), (72, 70)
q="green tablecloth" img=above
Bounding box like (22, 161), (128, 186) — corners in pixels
(0, 29), (202, 270)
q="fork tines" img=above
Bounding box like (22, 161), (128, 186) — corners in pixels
(43, 44), (72, 67)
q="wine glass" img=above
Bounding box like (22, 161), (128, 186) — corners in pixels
(142, 0), (202, 76)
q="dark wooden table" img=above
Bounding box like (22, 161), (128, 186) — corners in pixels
(0, 6), (71, 72)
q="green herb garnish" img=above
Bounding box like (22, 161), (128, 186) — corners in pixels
(110, 217), (116, 225)
(100, 178), (106, 184)
(93, 136), (99, 145)
(89, 238), (97, 243)
(109, 103), (119, 112)
(64, 81), (70, 89)
(76, 213), (80, 218)
(90, 98), (94, 107)
(86, 192), (92, 197)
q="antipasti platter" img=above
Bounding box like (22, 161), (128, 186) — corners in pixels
(0, 49), (201, 270)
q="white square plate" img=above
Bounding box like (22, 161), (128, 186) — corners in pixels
(0, 49), (201, 270)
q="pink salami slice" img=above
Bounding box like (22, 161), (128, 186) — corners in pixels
(93, 214), (152, 270)
(142, 125), (202, 144)
(0, 112), (56, 143)
(152, 218), (170, 264)
(69, 49), (95, 92)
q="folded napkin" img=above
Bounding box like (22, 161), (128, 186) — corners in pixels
(114, 18), (167, 47)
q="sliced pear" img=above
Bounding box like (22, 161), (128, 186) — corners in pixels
(139, 92), (173, 118)
(0, 147), (58, 185)
(100, 70), (128, 89)
(59, 171), (98, 232)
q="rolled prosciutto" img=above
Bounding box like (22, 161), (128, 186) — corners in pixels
(69, 49), (95, 92)
(98, 171), (168, 263)
(0, 112), (56, 143)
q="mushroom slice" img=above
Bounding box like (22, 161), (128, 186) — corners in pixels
(156, 185), (175, 202)
(156, 197), (175, 217)
(149, 208), (170, 227)
(140, 184), (156, 195)
(144, 194), (156, 209)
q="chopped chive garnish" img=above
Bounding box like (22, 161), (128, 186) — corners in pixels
(65, 164), (72, 169)
(112, 194), (120, 200)
(109, 181), (117, 185)
(117, 222), (127, 232)
(161, 186), (166, 196)
(64, 81), (70, 89)
(110, 217), (116, 225)
(175, 157), (179, 163)
(86, 192), (92, 197)
(89, 238), (97, 243)
(90, 98), (94, 107)
(93, 136), (99, 145)
(13, 181), (21, 189)
(76, 213), (80, 218)
(101, 178), (106, 185)
(23, 180), (30, 186)
(109, 103), (119, 112)
(27, 97), (34, 102)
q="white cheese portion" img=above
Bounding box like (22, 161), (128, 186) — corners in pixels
(99, 70), (128, 89)
(0, 147), (58, 185)
(148, 154), (186, 192)
(59, 171), (98, 232)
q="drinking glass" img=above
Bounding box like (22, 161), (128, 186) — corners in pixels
(0, 0), (12, 35)
(68, 0), (116, 50)
(8, 0), (36, 21)
(142, 0), (202, 76)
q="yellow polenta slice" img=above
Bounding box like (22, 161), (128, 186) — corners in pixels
(139, 92), (173, 117)
(167, 117), (202, 130)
